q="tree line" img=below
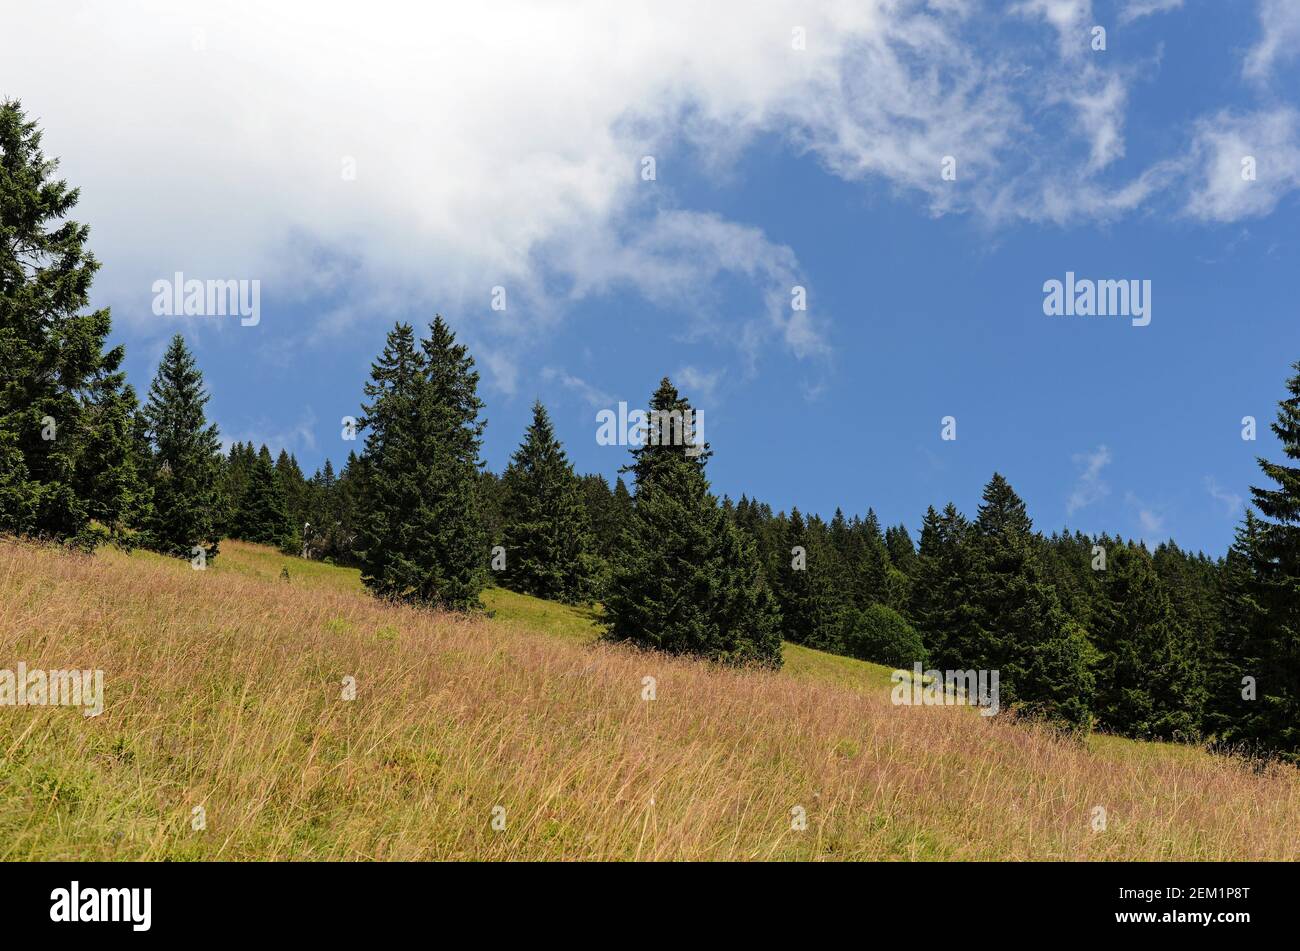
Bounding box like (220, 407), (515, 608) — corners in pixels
(2, 98), (1297, 762)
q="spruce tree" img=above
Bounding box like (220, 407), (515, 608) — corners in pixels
(140, 335), (222, 558)
(302, 458), (338, 559)
(1208, 512), (1267, 747)
(604, 378), (780, 665)
(970, 474), (1095, 727)
(713, 501), (784, 663)
(908, 503), (982, 670)
(773, 510), (848, 651)
(857, 508), (891, 605)
(611, 475), (633, 531)
(883, 523), (916, 611)
(234, 445), (293, 548)
(357, 317), (487, 610)
(357, 322), (424, 597)
(219, 442), (254, 536)
(76, 381), (149, 541)
(775, 509), (817, 643)
(1236, 362), (1300, 759)
(0, 99), (136, 547)
(272, 449), (308, 552)
(332, 450), (369, 566)
(885, 523), (917, 575)
(500, 401), (598, 603)
(1092, 542), (1205, 739)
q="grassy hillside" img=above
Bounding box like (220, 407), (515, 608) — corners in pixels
(1, 537), (1297, 860)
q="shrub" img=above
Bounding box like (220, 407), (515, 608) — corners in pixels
(841, 604), (929, 668)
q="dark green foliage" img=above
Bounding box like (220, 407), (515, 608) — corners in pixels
(218, 441), (254, 537)
(1206, 512), (1266, 746)
(713, 500), (784, 664)
(300, 451), (368, 565)
(1092, 542), (1205, 740)
(857, 509), (891, 606)
(773, 509), (848, 651)
(1222, 362), (1300, 760)
(883, 523), (917, 610)
(604, 378), (780, 666)
(841, 603), (929, 668)
(578, 474), (628, 557)
(0, 99), (138, 547)
(499, 401), (599, 603)
(477, 469), (506, 555)
(300, 458), (338, 559)
(968, 474), (1095, 727)
(774, 509), (815, 645)
(1039, 529), (1105, 631)
(233, 445), (294, 549)
(909, 481), (1096, 728)
(885, 523), (917, 575)
(909, 504), (981, 669)
(274, 449), (309, 551)
(356, 317), (487, 610)
(139, 335), (222, 559)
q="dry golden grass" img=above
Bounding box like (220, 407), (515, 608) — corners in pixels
(1, 537), (1297, 860)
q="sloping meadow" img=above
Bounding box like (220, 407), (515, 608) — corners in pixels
(1, 539), (1297, 860)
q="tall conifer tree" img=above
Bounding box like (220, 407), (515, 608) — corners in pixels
(140, 334), (222, 558)
(357, 317), (487, 610)
(604, 378), (780, 665)
(1236, 363), (1300, 759)
(234, 445), (293, 548)
(909, 503), (981, 669)
(1208, 512), (1267, 746)
(969, 474), (1095, 727)
(775, 509), (817, 643)
(500, 401), (598, 603)
(1092, 542), (1205, 739)
(0, 99), (136, 547)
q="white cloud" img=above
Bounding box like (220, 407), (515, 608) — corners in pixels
(1064, 71), (1128, 172)
(675, 366), (722, 402)
(1205, 476), (1244, 516)
(1244, 0), (1300, 81)
(5, 0), (956, 383)
(539, 367), (611, 408)
(1067, 444), (1111, 515)
(1184, 108), (1300, 222)
(565, 210), (824, 367)
(1012, 0), (1093, 58)
(1125, 491), (1167, 541)
(1137, 508), (1164, 535)
(2, 0), (1295, 390)
(1118, 0), (1184, 25)
(219, 407), (319, 458)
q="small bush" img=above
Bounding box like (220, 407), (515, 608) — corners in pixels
(841, 604), (929, 668)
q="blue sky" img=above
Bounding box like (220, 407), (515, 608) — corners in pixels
(4, 0), (1299, 555)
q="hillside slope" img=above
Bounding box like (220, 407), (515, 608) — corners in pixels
(1, 538), (1297, 860)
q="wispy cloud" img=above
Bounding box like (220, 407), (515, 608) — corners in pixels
(564, 210), (827, 369)
(1205, 476), (1244, 516)
(1126, 490), (1167, 541)
(540, 367), (612, 408)
(1012, 0), (1093, 58)
(1244, 0), (1300, 81)
(1138, 508), (1164, 535)
(218, 407), (319, 459)
(675, 366), (722, 402)
(1067, 444), (1112, 515)
(1118, 0), (1184, 25)
(1183, 108), (1300, 222)
(4, 0), (1296, 378)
